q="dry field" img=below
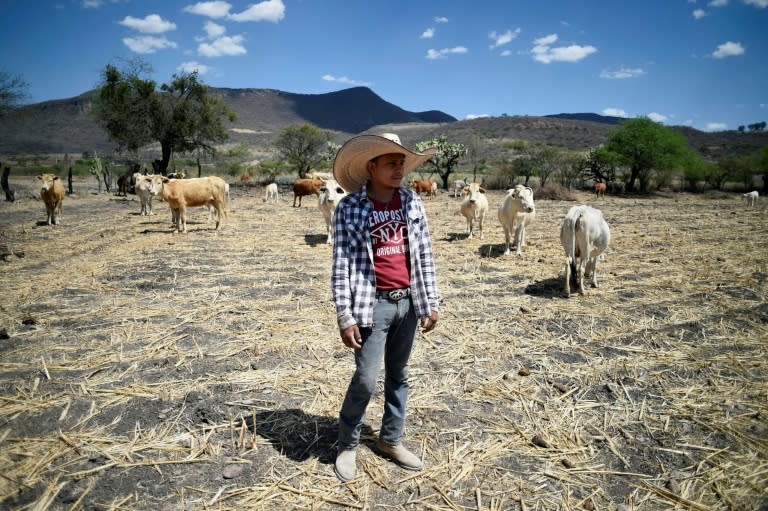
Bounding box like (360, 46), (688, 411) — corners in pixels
(1, 176), (766, 511)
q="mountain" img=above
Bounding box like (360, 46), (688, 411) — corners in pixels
(545, 113), (624, 125)
(0, 86), (457, 156)
(0, 86), (765, 162)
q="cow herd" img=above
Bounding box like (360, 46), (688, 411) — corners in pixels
(34, 171), (761, 297)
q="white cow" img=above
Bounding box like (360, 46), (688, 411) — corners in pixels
(560, 204), (611, 298)
(430, 181), (439, 199)
(743, 190), (759, 208)
(133, 173), (155, 216)
(453, 179), (467, 198)
(264, 183), (279, 203)
(318, 179), (348, 244)
(498, 185), (536, 256)
(459, 183), (488, 240)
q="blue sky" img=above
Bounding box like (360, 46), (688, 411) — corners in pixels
(1, 0), (766, 132)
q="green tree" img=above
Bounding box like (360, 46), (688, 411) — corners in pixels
(605, 117), (690, 193)
(0, 70), (29, 115)
(415, 135), (467, 190)
(532, 145), (563, 188)
(94, 60), (235, 174)
(274, 124), (333, 178)
(579, 146), (620, 185)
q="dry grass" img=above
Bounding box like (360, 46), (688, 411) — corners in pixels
(0, 178), (766, 510)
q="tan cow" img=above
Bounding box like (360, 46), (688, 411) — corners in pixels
(318, 179), (348, 244)
(36, 173), (65, 225)
(149, 175), (227, 233)
(498, 185), (536, 256)
(594, 182), (607, 198)
(560, 204), (611, 297)
(292, 178), (324, 207)
(459, 183), (488, 240)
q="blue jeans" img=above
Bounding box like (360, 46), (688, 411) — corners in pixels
(338, 297), (417, 450)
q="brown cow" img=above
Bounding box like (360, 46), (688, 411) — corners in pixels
(594, 182), (607, 198)
(409, 179), (433, 198)
(36, 173), (65, 225)
(149, 175), (227, 233)
(292, 178), (324, 207)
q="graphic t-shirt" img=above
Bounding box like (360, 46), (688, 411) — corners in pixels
(369, 193), (410, 290)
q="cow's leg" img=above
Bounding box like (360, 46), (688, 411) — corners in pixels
(516, 225), (526, 256)
(503, 226), (512, 255)
(478, 212), (485, 240)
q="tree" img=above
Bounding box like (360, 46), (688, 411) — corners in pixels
(531, 145), (563, 188)
(93, 60), (235, 174)
(274, 124), (333, 178)
(415, 135), (467, 190)
(0, 70), (29, 115)
(579, 146), (620, 185)
(604, 117), (691, 193)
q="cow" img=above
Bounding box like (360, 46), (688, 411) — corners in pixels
(498, 185), (536, 256)
(318, 179), (348, 244)
(560, 204), (611, 298)
(292, 178), (324, 207)
(116, 173), (130, 196)
(430, 181), (438, 199)
(36, 173), (65, 225)
(453, 179), (468, 198)
(409, 179), (433, 198)
(133, 173), (155, 216)
(149, 175), (227, 233)
(594, 182), (607, 198)
(743, 190), (759, 208)
(207, 180), (230, 223)
(308, 170), (333, 181)
(459, 183), (488, 240)
(264, 183), (279, 203)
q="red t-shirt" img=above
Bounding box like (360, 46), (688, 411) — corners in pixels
(369, 193), (410, 290)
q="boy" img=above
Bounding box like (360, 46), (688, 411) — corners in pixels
(331, 133), (440, 482)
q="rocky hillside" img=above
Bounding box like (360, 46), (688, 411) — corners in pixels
(0, 86), (765, 162)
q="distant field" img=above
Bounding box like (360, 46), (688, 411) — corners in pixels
(1, 177), (766, 510)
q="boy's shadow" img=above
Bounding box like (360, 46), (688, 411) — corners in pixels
(245, 408), (374, 464)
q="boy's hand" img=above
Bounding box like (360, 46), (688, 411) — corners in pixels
(421, 311), (439, 332)
(340, 325), (362, 349)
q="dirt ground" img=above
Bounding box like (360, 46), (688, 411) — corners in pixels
(0, 176), (766, 511)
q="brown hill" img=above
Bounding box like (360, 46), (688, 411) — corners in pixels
(0, 86), (765, 162)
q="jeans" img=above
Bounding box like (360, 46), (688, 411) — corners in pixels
(338, 296), (417, 450)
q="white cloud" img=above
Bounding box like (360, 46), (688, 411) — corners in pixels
(647, 112), (668, 123)
(693, 8), (707, 18)
(603, 108), (628, 117)
(123, 35), (177, 54)
(709, 0), (728, 6)
(466, 114), (490, 120)
(321, 74), (373, 87)
(183, 1), (232, 18)
(500, 50), (512, 57)
(119, 14), (176, 34)
(426, 46), (468, 59)
(534, 33), (559, 46)
(82, 0), (102, 7)
(600, 67), (645, 79)
(489, 29), (521, 49)
(198, 35), (246, 56)
(420, 28), (435, 39)
(712, 41), (745, 58)
(178, 61), (211, 74)
(707, 122), (727, 130)
(229, 0), (285, 22)
(204, 21), (226, 39)
(435, 16), (449, 23)
(534, 43), (597, 63)
(743, 0), (768, 7)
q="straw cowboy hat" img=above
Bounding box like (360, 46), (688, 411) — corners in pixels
(333, 133), (436, 192)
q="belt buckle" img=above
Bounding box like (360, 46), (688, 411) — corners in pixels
(388, 289), (407, 300)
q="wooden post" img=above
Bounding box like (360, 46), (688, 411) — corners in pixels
(1, 166), (15, 202)
(68, 166), (74, 195)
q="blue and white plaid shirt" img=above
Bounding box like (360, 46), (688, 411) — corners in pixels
(332, 181), (440, 329)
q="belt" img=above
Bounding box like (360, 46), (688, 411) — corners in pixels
(376, 288), (411, 301)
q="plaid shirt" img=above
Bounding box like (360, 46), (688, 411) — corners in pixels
(332, 182), (440, 329)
